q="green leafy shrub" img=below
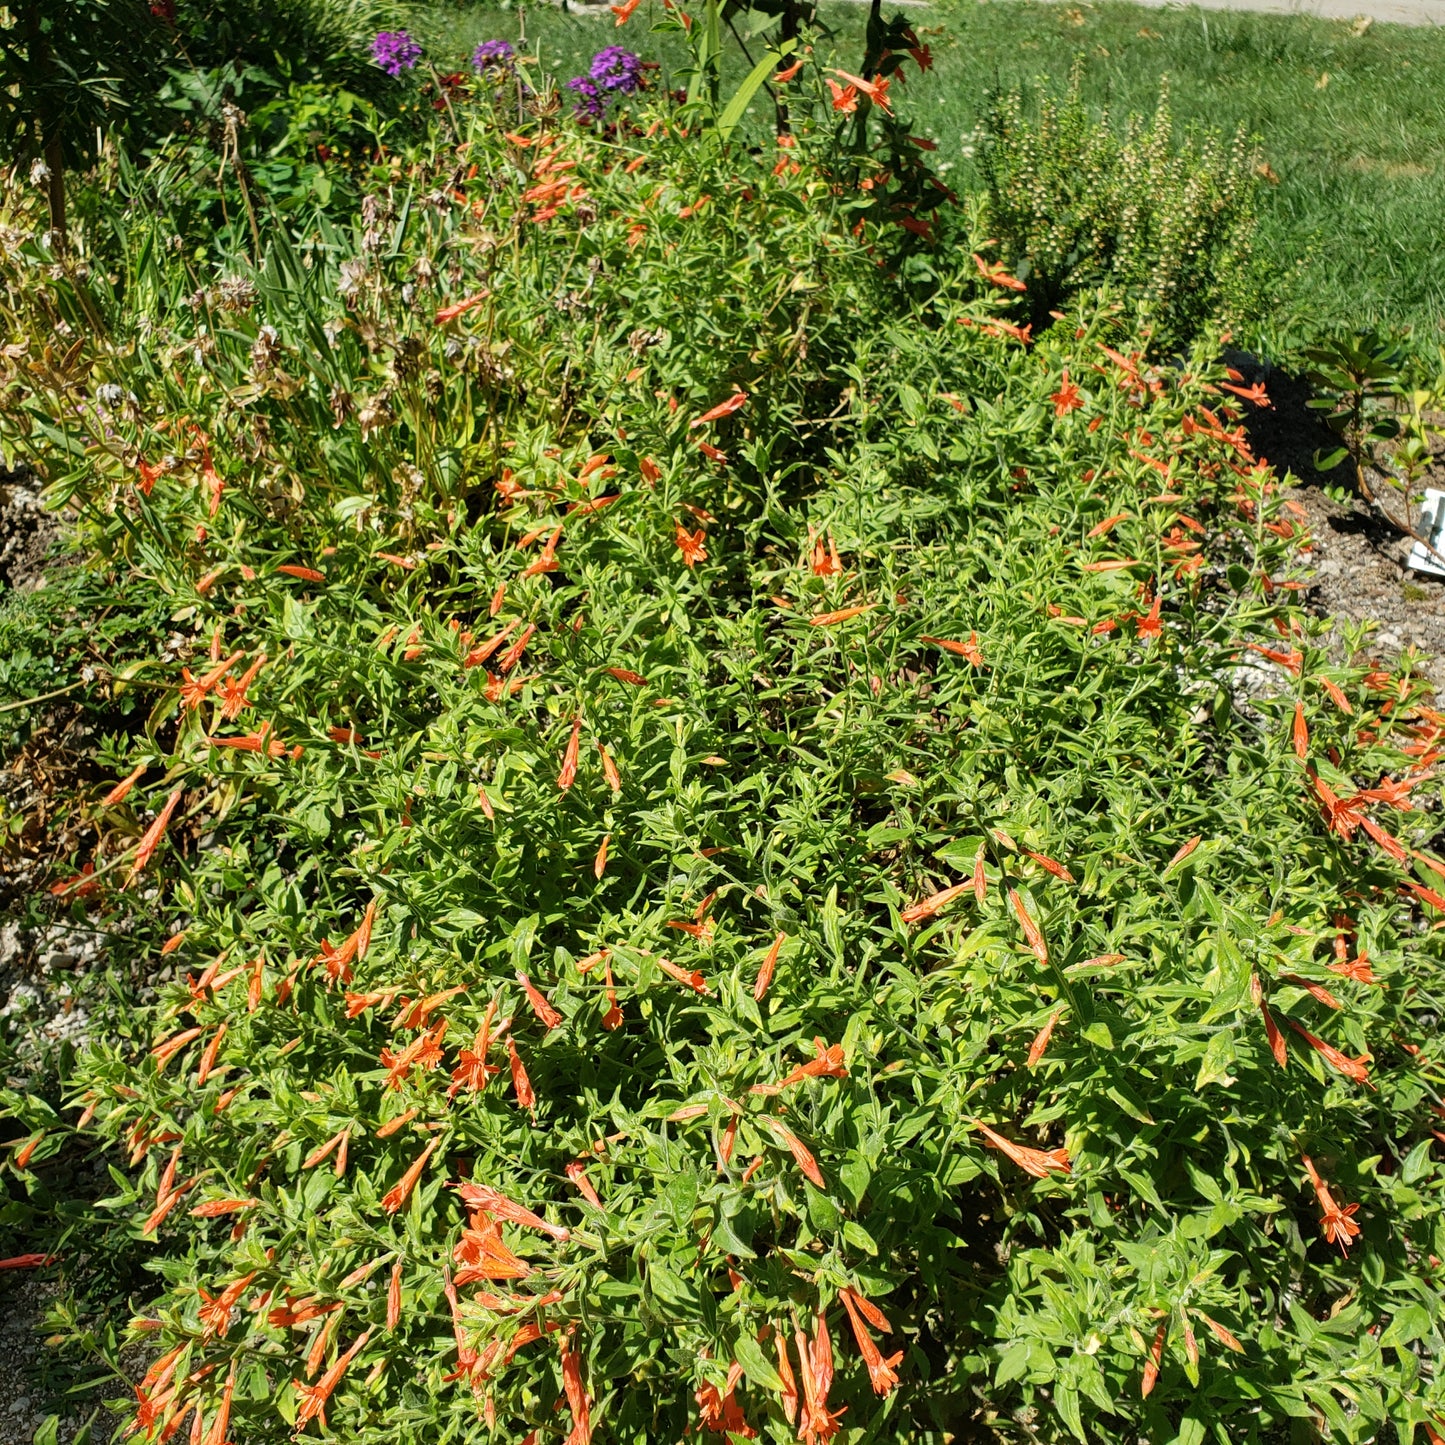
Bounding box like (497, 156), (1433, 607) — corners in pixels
(171, 0), (411, 92)
(0, 52), (1443, 1445)
(977, 73), (1265, 353)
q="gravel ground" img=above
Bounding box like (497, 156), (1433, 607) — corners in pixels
(0, 471), (118, 1445)
(1288, 483), (1445, 692)
(0, 1281), (49, 1445)
(1232, 351), (1445, 695)
(0, 916), (111, 1445)
(0, 475), (59, 594)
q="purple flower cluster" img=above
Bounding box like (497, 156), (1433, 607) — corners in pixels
(590, 46), (644, 94)
(566, 47), (642, 120)
(371, 29), (422, 77)
(566, 77), (608, 121)
(472, 39), (516, 74)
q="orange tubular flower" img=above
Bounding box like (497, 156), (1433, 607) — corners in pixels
(1285, 1020), (1371, 1085)
(516, 972), (565, 1030)
(1360, 814), (1408, 862)
(507, 1037), (536, 1109)
(752, 1038), (847, 1095)
(558, 714), (583, 790)
(522, 526), (563, 578)
(565, 1161), (603, 1209)
(302, 1128), (350, 1171)
(657, 956), (710, 994)
(973, 1120), (1070, 1179)
(381, 1018), (450, 1091)
(497, 623), (536, 675)
(1026, 1011), (1062, 1068)
(465, 618), (520, 670)
(827, 79), (858, 113)
(218, 653), (266, 721)
(1279, 973), (1342, 1010)
(375, 1108), (418, 1140)
(972, 253), (1026, 292)
(1292, 701), (1309, 760)
(453, 1213), (531, 1284)
(151, 1024), (204, 1072)
(719, 1115), (739, 1168)
(1051, 372), (1084, 416)
(775, 57), (804, 82)
(795, 1313), (845, 1443)
(0, 1252), (52, 1270)
(458, 1184), (571, 1241)
(1023, 849), (1073, 883)
(345, 986), (398, 1019)
(594, 833), (610, 879)
(667, 917), (714, 941)
(127, 787), (184, 887)
(315, 933), (360, 989)
(294, 1329), (370, 1431)
(102, 760), (149, 807)
(769, 1120), (826, 1188)
(1007, 889), (1049, 965)
(920, 633), (984, 665)
(435, 290), (490, 324)
(195, 1023), (227, 1085)
(839, 1287), (901, 1396)
(810, 603), (874, 628)
(196, 1271), (257, 1339)
(387, 1259), (403, 1331)
(1140, 1320), (1166, 1398)
(560, 1333), (593, 1445)
(611, 0), (641, 23)
(1250, 976), (1289, 1068)
(381, 1138), (440, 1215)
(598, 743), (622, 795)
(1329, 952), (1377, 985)
(776, 1329), (799, 1424)
(1302, 1154), (1362, 1255)
(809, 532), (843, 577)
(754, 931), (785, 1001)
(607, 666), (649, 686)
(179, 651), (244, 711)
(696, 1361), (754, 1437)
(200, 1367), (235, 1445)
(601, 959), (623, 1031)
(689, 391), (748, 429)
(675, 524), (708, 568)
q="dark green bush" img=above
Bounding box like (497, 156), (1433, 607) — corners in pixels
(977, 72), (1265, 353)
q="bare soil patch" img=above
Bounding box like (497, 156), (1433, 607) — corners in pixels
(1231, 351), (1445, 694)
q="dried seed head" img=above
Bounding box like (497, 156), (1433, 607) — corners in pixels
(250, 326), (282, 377)
(329, 384), (354, 428)
(217, 276), (257, 313)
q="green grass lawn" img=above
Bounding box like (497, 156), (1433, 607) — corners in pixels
(415, 0), (1445, 356)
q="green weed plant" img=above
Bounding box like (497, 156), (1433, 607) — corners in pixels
(977, 72), (1263, 354)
